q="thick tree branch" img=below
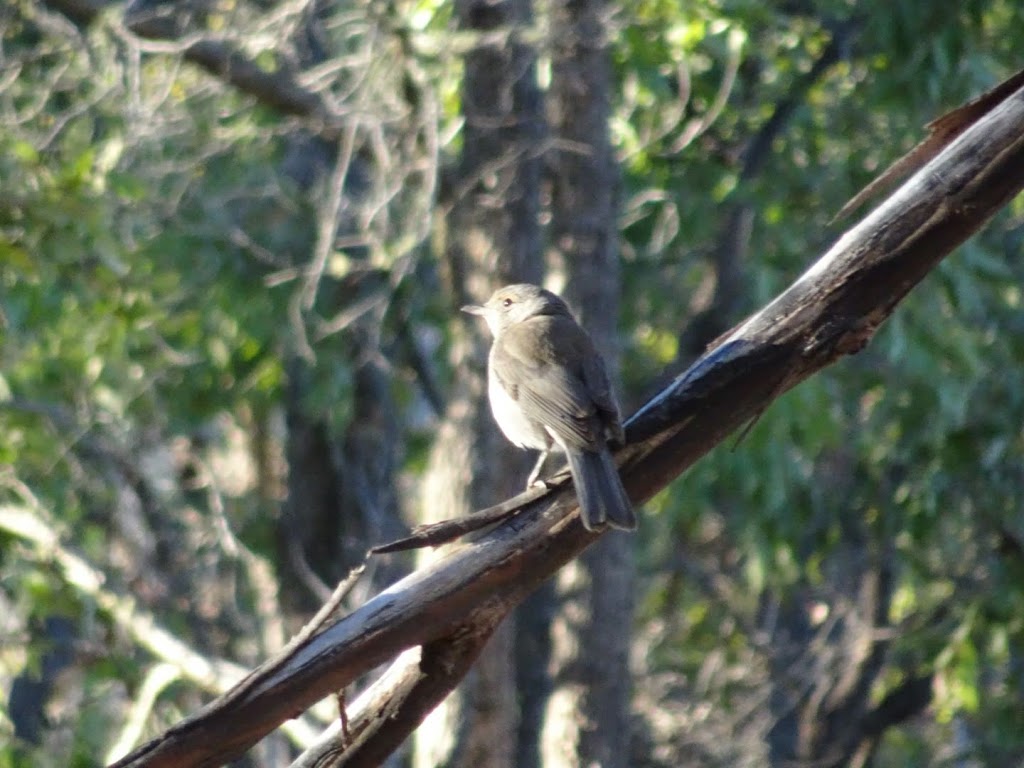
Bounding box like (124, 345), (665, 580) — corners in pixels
(111, 79), (1024, 768)
(290, 616), (501, 768)
(835, 67), (1024, 221)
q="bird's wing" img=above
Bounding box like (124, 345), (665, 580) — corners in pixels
(490, 316), (602, 451)
(580, 346), (625, 445)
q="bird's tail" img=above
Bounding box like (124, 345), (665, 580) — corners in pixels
(565, 448), (636, 531)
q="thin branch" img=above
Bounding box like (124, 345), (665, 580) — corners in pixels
(214, 564), (367, 714)
(677, 20), (854, 359)
(196, 457), (287, 656)
(371, 481), (557, 553)
(303, 125), (360, 311)
(0, 500), (320, 749)
(106, 663), (182, 764)
(668, 26), (744, 153)
(43, 0), (337, 129)
(834, 65), (1024, 220)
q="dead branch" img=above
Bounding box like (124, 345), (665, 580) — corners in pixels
(110, 76), (1024, 767)
(43, 0), (334, 129)
(290, 615), (501, 768)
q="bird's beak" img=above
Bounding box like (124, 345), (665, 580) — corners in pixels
(461, 304), (486, 315)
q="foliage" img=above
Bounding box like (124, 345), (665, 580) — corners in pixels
(1, 0), (1023, 765)
(617, 1), (1024, 763)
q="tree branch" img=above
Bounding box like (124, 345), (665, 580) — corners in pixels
(42, 0), (335, 129)
(110, 76), (1024, 768)
(0, 502), (323, 749)
(290, 616), (501, 768)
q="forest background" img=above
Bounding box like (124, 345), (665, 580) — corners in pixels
(2, 0), (1024, 766)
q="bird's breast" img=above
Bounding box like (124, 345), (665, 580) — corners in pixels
(487, 367), (550, 451)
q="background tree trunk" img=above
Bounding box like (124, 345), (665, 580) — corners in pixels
(542, 1), (636, 766)
(415, 1), (544, 766)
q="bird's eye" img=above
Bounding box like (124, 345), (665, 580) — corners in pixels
(502, 297), (513, 307)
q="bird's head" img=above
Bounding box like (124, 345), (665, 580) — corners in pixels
(461, 283), (569, 336)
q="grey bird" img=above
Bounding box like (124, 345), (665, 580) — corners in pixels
(462, 283), (636, 531)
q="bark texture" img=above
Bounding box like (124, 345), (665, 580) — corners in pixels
(544, 1), (635, 766)
(415, 1), (544, 766)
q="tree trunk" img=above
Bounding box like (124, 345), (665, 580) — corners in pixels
(415, 1), (544, 766)
(766, 545), (895, 767)
(542, 1), (635, 766)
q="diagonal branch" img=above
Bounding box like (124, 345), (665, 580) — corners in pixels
(111, 77), (1024, 768)
(0, 502), (325, 749)
(290, 615), (502, 768)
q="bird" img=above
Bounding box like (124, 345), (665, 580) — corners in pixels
(462, 283), (636, 531)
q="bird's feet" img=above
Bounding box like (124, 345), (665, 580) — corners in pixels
(525, 450), (550, 489)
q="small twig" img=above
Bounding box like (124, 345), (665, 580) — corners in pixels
(194, 456), (287, 655)
(105, 663), (181, 764)
(668, 26), (744, 153)
(370, 482), (559, 554)
(287, 531), (336, 604)
(337, 690), (350, 745)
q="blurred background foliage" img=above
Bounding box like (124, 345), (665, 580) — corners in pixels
(1, 0), (1023, 766)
